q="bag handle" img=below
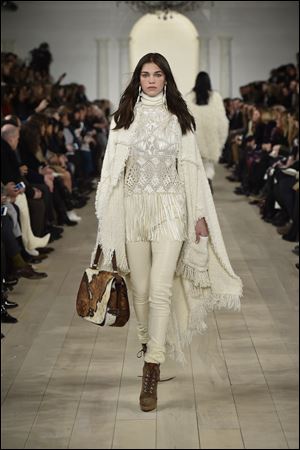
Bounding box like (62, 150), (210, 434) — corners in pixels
(91, 245), (118, 272)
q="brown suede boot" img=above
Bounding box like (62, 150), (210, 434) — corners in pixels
(139, 362), (160, 412)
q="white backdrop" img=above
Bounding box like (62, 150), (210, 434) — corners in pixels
(1, 1), (299, 108)
(130, 12), (199, 97)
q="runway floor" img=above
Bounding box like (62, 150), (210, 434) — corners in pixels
(1, 164), (299, 449)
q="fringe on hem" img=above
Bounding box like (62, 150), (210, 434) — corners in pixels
(92, 177), (130, 274)
(166, 291), (241, 365)
(124, 192), (187, 242)
(176, 261), (211, 288)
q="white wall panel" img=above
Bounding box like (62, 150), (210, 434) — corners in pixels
(1, 1), (299, 106)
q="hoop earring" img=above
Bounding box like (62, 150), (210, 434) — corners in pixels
(135, 85), (142, 107)
(163, 84), (167, 108)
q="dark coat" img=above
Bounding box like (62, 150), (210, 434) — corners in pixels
(1, 138), (34, 198)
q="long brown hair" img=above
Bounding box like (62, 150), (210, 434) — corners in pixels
(113, 53), (195, 135)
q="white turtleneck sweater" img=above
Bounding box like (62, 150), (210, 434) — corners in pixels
(124, 91), (188, 242)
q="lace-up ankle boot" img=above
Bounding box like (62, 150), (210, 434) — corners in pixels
(139, 362), (160, 412)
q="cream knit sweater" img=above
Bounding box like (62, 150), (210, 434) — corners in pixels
(124, 92), (187, 242)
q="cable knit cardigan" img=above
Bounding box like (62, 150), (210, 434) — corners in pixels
(92, 115), (243, 364)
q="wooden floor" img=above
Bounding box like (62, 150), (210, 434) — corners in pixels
(1, 165), (299, 449)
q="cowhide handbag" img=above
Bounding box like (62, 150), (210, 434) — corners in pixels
(76, 245), (130, 327)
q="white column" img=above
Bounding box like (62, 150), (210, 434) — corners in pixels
(118, 37), (131, 95)
(197, 36), (210, 74)
(95, 38), (109, 99)
(218, 36), (232, 98)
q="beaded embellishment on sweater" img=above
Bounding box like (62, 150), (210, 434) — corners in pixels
(125, 103), (183, 195)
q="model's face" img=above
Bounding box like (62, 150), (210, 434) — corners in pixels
(140, 62), (166, 97)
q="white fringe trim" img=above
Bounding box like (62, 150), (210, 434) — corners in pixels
(176, 261), (211, 288)
(124, 192), (187, 242)
(167, 291), (241, 365)
(92, 176), (130, 274)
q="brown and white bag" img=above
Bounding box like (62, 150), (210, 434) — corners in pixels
(76, 246), (130, 327)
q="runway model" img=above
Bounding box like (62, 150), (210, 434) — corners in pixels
(92, 53), (242, 412)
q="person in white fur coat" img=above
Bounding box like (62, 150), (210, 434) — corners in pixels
(187, 72), (229, 193)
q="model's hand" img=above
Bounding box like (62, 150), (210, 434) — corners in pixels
(195, 217), (209, 243)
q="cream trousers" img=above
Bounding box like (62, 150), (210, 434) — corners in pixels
(126, 240), (183, 364)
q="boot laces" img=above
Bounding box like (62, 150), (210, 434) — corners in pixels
(136, 344), (147, 358)
(143, 365), (159, 394)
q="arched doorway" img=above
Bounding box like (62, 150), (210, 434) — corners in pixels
(130, 12), (199, 96)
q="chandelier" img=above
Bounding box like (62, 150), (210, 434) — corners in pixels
(118, 1), (207, 20)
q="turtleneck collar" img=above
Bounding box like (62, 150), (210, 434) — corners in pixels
(140, 90), (164, 106)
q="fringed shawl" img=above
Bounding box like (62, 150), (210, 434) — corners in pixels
(92, 118), (243, 364)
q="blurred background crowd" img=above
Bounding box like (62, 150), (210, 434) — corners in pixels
(1, 43), (112, 331)
(221, 60), (298, 261)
